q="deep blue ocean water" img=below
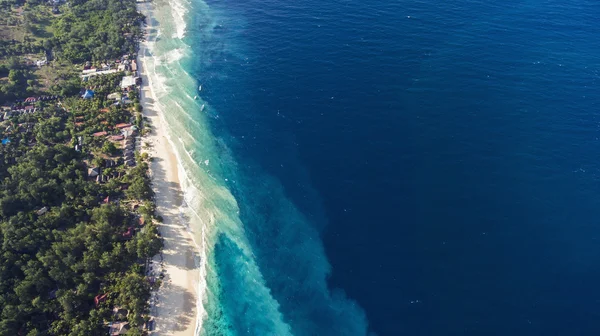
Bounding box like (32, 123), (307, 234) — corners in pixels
(184, 0), (600, 334)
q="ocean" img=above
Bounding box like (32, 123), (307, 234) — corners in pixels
(143, 0), (600, 334)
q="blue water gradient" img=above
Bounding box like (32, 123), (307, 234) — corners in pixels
(181, 0), (600, 334)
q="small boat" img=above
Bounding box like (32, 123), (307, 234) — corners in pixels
(198, 85), (202, 91)
(200, 104), (205, 111)
(194, 96), (198, 100)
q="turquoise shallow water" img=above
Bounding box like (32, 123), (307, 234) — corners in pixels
(142, 0), (368, 335)
(146, 0), (600, 335)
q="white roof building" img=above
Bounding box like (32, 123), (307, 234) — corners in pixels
(120, 76), (137, 88)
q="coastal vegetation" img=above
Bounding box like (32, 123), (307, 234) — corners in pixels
(0, 0), (161, 334)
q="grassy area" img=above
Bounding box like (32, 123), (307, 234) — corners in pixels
(34, 59), (78, 91)
(0, 4), (56, 43)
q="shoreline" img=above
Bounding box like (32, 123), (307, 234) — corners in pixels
(137, 2), (200, 335)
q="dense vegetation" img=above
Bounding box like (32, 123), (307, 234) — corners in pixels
(0, 0), (161, 334)
(52, 0), (144, 63)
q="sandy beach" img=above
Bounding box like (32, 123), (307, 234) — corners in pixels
(137, 2), (199, 335)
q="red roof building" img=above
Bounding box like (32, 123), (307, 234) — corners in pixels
(94, 293), (108, 307)
(115, 123), (132, 129)
(122, 227), (134, 239)
(92, 131), (108, 137)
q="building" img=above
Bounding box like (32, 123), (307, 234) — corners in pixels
(122, 227), (134, 239)
(115, 123), (132, 129)
(82, 89), (95, 99)
(94, 293), (108, 307)
(36, 207), (48, 215)
(120, 76), (137, 89)
(107, 92), (122, 100)
(88, 167), (100, 177)
(108, 322), (130, 335)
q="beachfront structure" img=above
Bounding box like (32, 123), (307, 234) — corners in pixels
(120, 76), (137, 89)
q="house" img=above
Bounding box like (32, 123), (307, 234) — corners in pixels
(88, 167), (100, 177)
(130, 60), (137, 72)
(115, 123), (132, 129)
(109, 135), (124, 141)
(1, 138), (10, 145)
(36, 207), (48, 215)
(121, 127), (137, 137)
(75, 144), (81, 152)
(94, 293), (108, 307)
(120, 96), (133, 105)
(82, 89), (95, 99)
(122, 227), (134, 239)
(107, 92), (121, 100)
(81, 69), (118, 80)
(120, 76), (137, 89)
(93, 131), (108, 137)
(99, 108), (110, 113)
(75, 122), (84, 127)
(103, 196), (110, 204)
(108, 322), (130, 335)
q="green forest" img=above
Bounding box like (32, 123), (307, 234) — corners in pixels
(0, 0), (162, 334)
